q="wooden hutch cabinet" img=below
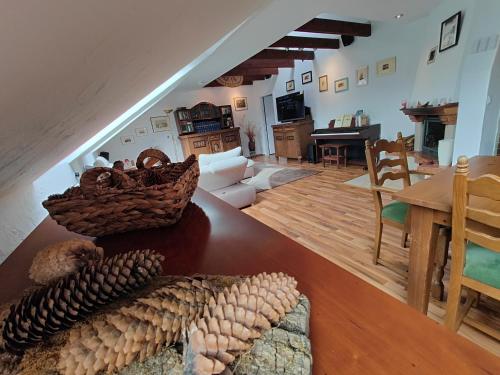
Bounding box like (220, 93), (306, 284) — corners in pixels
(271, 119), (314, 162)
(175, 101), (240, 158)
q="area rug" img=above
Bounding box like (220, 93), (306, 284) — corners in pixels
(243, 162), (319, 192)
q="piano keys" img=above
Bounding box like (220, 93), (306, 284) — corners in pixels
(311, 124), (380, 166)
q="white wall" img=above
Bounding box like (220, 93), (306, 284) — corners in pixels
(0, 162), (76, 263)
(94, 79), (277, 162)
(272, 20), (425, 139)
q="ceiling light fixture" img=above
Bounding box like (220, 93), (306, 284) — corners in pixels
(395, 13), (404, 19)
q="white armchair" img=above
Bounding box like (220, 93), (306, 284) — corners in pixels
(198, 147), (256, 208)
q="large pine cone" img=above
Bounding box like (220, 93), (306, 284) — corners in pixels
(2, 249), (164, 354)
(29, 239), (104, 285)
(58, 277), (214, 375)
(184, 272), (300, 375)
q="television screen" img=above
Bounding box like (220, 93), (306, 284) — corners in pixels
(276, 93), (305, 122)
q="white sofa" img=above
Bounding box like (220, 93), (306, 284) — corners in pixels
(198, 147), (256, 208)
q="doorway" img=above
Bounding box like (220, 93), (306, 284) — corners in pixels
(262, 94), (276, 155)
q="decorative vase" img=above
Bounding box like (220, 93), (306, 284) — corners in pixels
(248, 138), (256, 152)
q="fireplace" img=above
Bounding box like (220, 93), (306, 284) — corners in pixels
(422, 117), (445, 157)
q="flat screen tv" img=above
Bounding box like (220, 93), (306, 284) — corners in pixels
(276, 92), (305, 122)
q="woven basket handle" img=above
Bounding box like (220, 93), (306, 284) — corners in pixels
(136, 149), (171, 169)
(80, 167), (136, 196)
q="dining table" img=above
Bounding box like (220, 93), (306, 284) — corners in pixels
(393, 155), (500, 314)
(1, 188), (499, 374)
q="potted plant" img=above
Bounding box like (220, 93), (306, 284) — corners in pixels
(241, 119), (258, 154)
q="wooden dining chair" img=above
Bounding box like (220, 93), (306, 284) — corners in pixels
(365, 132), (411, 266)
(445, 156), (500, 337)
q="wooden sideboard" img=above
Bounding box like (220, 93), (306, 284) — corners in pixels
(272, 119), (314, 162)
(179, 127), (241, 158)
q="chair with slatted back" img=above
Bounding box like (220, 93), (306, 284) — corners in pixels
(445, 156), (500, 337)
(365, 132), (411, 266)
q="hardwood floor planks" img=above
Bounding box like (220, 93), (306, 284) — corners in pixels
(243, 156), (500, 356)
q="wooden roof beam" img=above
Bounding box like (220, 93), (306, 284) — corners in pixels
(250, 49), (315, 60)
(296, 18), (371, 37)
(237, 59), (294, 68)
(205, 80), (254, 87)
(271, 36), (339, 49)
(224, 67), (279, 76)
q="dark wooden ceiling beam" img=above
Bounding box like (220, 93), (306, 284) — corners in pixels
(250, 49), (315, 60)
(205, 80), (254, 88)
(296, 18), (371, 37)
(224, 67), (279, 76)
(271, 36), (339, 49)
(237, 59), (294, 68)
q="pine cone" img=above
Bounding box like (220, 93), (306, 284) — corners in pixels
(29, 239), (104, 285)
(58, 277), (213, 375)
(3, 250), (164, 354)
(184, 272), (300, 375)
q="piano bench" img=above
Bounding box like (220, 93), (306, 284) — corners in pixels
(319, 144), (348, 169)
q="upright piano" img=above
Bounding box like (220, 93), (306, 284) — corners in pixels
(311, 124), (380, 166)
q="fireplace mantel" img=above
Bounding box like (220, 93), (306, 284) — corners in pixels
(401, 102), (459, 125)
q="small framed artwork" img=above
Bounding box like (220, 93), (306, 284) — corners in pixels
(334, 77), (349, 93)
(120, 135), (134, 145)
(301, 71), (312, 84)
(439, 11), (461, 52)
(150, 116), (170, 132)
(356, 66), (368, 86)
(233, 97), (248, 111)
(427, 46), (437, 64)
(135, 127), (147, 137)
(319, 75), (328, 92)
(286, 79), (295, 92)
(376, 57), (396, 76)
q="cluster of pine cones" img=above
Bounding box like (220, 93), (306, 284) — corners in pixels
(0, 239), (164, 358)
(0, 238), (301, 375)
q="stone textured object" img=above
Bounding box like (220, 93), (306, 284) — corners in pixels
(115, 295), (312, 375)
(3, 250), (164, 354)
(58, 278), (214, 375)
(29, 239), (104, 285)
(184, 272), (300, 375)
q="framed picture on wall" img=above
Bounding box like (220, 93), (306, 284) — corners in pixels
(286, 80), (295, 92)
(233, 97), (248, 111)
(356, 66), (368, 86)
(301, 71), (312, 84)
(150, 116), (170, 132)
(334, 77), (349, 93)
(120, 135), (135, 145)
(319, 75), (328, 92)
(439, 11), (461, 52)
(135, 127), (148, 137)
(376, 56), (396, 76)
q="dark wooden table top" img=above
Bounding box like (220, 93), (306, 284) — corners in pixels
(1, 189), (499, 374)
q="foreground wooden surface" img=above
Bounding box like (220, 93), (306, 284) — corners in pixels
(243, 156), (499, 356)
(1, 189), (499, 373)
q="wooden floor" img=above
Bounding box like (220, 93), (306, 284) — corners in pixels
(243, 156), (500, 356)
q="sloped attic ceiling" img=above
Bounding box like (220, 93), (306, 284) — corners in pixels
(0, 0), (271, 195)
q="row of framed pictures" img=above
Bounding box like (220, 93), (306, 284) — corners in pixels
(120, 116), (171, 145)
(286, 56), (396, 94)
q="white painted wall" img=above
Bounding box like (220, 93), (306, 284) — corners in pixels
(94, 79), (277, 162)
(272, 20), (425, 139)
(0, 163), (76, 263)
(99, 0), (500, 161)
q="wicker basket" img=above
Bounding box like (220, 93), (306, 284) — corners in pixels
(43, 149), (199, 237)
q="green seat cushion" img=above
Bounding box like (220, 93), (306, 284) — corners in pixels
(381, 200), (409, 224)
(464, 242), (500, 289)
